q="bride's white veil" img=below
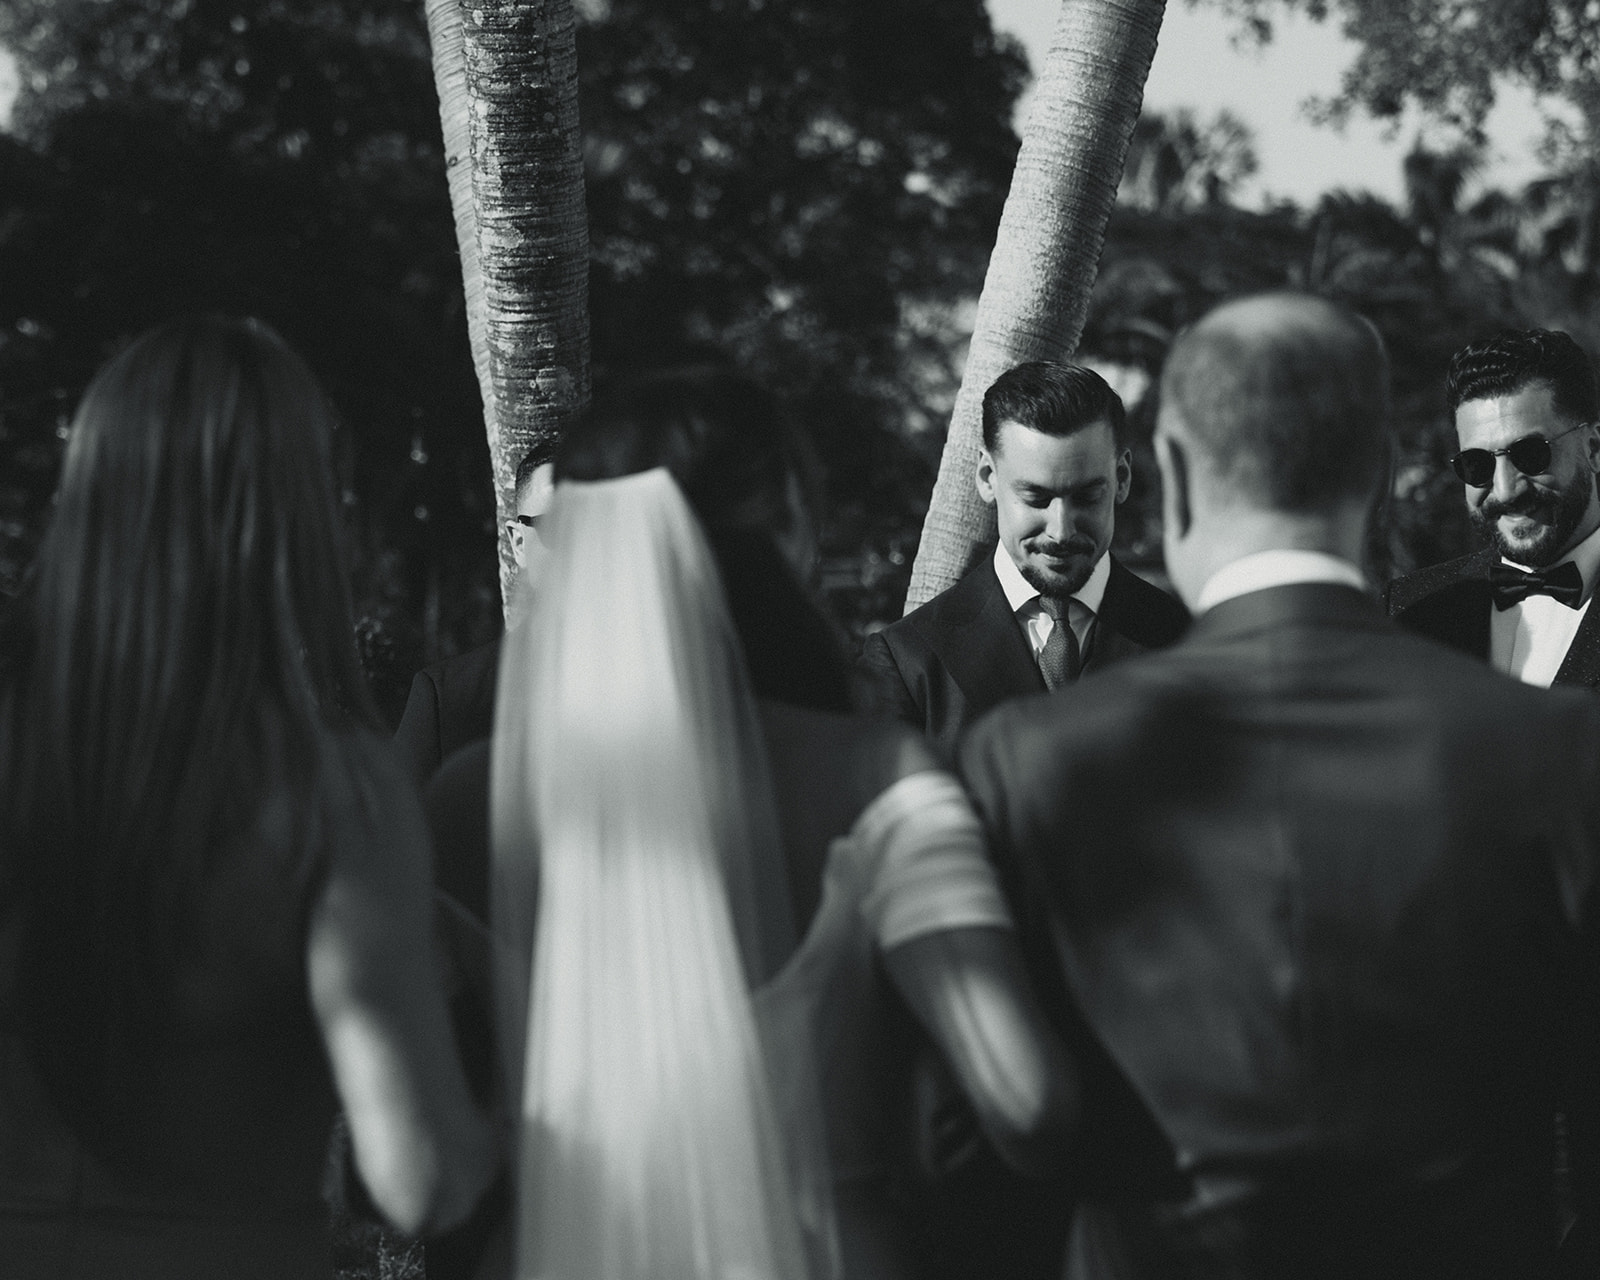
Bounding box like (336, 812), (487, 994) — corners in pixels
(490, 466), (836, 1280)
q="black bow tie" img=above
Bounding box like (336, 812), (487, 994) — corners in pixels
(1488, 560), (1584, 611)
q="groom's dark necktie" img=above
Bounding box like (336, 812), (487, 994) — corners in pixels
(1037, 596), (1081, 690)
(1488, 560), (1584, 611)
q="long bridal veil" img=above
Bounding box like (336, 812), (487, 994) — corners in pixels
(490, 468), (836, 1280)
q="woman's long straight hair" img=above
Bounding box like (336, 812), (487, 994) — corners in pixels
(0, 316), (375, 1126)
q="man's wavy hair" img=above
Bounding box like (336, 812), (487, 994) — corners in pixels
(981, 361), (1127, 453)
(1445, 328), (1599, 424)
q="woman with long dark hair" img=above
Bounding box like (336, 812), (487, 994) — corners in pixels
(0, 317), (497, 1277)
(479, 368), (1077, 1280)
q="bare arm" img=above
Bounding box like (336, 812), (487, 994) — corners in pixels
(307, 738), (499, 1236)
(884, 926), (1078, 1177)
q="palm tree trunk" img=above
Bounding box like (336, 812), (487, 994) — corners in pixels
(904, 0), (1166, 610)
(424, 0), (497, 451)
(425, 0), (591, 612)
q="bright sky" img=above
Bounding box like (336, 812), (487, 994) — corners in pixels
(0, 48), (15, 132)
(0, 10), (1551, 206)
(988, 0), (1551, 208)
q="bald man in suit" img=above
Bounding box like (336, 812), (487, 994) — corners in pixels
(964, 293), (1600, 1278)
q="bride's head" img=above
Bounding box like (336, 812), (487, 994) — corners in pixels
(553, 367), (852, 711)
(496, 365), (837, 1280)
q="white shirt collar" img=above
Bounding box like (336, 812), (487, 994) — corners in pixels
(1196, 549), (1367, 614)
(993, 541), (1111, 617)
(1502, 517), (1600, 599)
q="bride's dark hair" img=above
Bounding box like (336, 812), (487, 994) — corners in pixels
(0, 315), (374, 1130)
(557, 366), (853, 713)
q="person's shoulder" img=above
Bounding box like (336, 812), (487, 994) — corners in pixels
(877, 555), (1001, 641)
(1105, 556), (1190, 642)
(1385, 548), (1493, 616)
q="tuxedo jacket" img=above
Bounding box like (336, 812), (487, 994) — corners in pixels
(858, 553), (1189, 762)
(962, 583), (1600, 1280)
(1386, 547), (1600, 689)
(392, 637), (502, 786)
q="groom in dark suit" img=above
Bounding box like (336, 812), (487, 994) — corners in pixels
(1387, 328), (1600, 689)
(859, 361), (1187, 761)
(963, 293), (1600, 1278)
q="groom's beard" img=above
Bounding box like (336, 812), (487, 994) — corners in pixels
(1018, 534), (1100, 599)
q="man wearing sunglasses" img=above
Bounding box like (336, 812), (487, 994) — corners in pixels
(1388, 328), (1600, 688)
(394, 448), (555, 785)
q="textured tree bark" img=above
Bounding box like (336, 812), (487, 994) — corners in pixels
(424, 0), (497, 457)
(428, 0), (591, 612)
(904, 0), (1166, 610)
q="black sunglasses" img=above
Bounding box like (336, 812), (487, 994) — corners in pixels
(1449, 422), (1589, 488)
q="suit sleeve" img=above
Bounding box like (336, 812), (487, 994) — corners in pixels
(957, 714), (1030, 933)
(392, 670), (444, 788)
(855, 629), (922, 726)
(958, 712), (1077, 1041)
(1558, 697), (1600, 1260)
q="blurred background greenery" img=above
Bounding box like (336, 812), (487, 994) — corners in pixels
(1, 0), (1596, 727)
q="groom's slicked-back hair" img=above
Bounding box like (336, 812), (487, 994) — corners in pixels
(982, 360), (1126, 452)
(1160, 291), (1391, 513)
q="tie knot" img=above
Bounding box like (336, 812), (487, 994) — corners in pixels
(1037, 595), (1071, 622)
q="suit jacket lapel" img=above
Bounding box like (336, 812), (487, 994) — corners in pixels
(1081, 557), (1163, 674)
(932, 560), (1046, 707)
(1554, 595), (1600, 688)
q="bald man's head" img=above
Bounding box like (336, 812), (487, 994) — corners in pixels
(1158, 292), (1391, 513)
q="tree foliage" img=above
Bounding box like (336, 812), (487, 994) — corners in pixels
(578, 0), (1026, 627)
(1119, 107), (1259, 213)
(1203, 0), (1600, 139)
(0, 0), (1027, 684)
(0, 0), (489, 719)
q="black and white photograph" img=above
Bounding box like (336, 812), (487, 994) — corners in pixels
(2, 1), (1598, 1277)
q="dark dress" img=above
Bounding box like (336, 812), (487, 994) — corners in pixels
(0, 735), (402, 1279)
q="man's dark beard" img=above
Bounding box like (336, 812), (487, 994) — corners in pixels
(1470, 479), (1594, 567)
(1019, 538), (1098, 598)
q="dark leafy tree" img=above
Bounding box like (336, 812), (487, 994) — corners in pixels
(1120, 108), (1259, 213)
(0, 0), (1028, 653)
(0, 0), (497, 716)
(576, 0), (1027, 628)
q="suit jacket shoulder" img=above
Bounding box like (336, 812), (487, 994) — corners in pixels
(1092, 558), (1189, 667)
(1384, 547), (1493, 616)
(855, 556), (1042, 762)
(1387, 547), (1600, 690)
(960, 586), (1600, 1261)
(393, 637), (502, 785)
(1384, 548), (1495, 662)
